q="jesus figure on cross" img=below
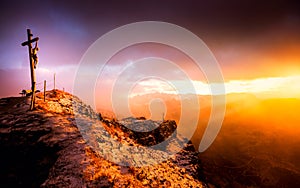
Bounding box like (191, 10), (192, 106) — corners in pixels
(32, 41), (39, 69)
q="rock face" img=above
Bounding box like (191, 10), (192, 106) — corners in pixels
(0, 90), (205, 187)
(115, 117), (177, 146)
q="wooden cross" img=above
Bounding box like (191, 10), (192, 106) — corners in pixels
(21, 29), (39, 110)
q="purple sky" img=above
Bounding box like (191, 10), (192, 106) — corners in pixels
(0, 0), (299, 98)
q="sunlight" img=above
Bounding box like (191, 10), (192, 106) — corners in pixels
(225, 75), (300, 97)
(129, 75), (300, 98)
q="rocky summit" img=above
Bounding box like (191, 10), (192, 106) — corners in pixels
(0, 90), (206, 187)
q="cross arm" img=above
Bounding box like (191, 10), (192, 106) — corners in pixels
(21, 37), (39, 46)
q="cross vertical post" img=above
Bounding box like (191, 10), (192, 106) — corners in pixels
(21, 29), (39, 110)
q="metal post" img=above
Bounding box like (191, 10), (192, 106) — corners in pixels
(44, 80), (46, 102)
(54, 73), (56, 90)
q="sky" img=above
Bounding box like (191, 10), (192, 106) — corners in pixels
(0, 0), (300, 102)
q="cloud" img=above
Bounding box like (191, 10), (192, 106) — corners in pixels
(126, 75), (300, 98)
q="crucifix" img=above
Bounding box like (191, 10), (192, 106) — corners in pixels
(21, 29), (39, 110)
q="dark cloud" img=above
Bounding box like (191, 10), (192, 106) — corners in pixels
(2, 0), (299, 39)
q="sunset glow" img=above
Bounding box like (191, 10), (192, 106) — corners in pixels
(129, 75), (300, 98)
(1, 1), (300, 187)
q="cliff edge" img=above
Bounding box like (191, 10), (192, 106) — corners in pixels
(0, 90), (205, 187)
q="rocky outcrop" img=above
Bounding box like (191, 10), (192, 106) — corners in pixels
(0, 90), (205, 187)
(111, 117), (177, 147)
